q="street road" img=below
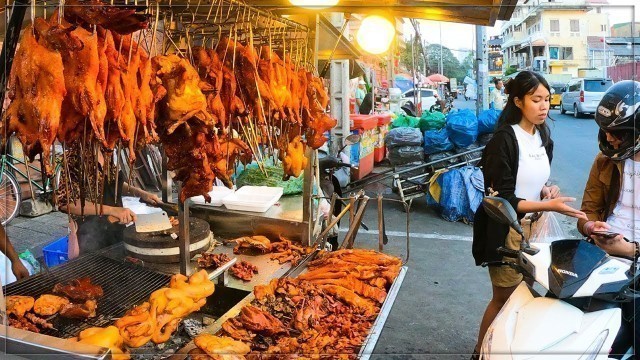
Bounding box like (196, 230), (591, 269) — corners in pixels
(368, 98), (602, 358)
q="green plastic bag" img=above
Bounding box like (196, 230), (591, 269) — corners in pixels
(419, 111), (446, 132)
(236, 164), (304, 195)
(391, 113), (420, 129)
(19, 250), (40, 274)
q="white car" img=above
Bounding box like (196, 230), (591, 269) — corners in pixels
(560, 78), (614, 118)
(400, 88), (437, 113)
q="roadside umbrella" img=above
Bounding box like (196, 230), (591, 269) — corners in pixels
(419, 75), (435, 86)
(427, 73), (449, 83)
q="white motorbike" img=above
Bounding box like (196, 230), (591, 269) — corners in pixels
(480, 196), (638, 360)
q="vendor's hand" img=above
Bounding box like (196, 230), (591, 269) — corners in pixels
(140, 192), (161, 206)
(541, 185), (561, 199)
(594, 235), (634, 258)
(546, 197), (588, 220)
(109, 207), (137, 224)
(11, 260), (29, 280)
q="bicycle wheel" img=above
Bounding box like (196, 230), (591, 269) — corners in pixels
(0, 169), (21, 225)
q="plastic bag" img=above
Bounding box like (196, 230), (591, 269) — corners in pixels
(529, 212), (569, 243)
(385, 127), (423, 148)
(459, 166), (484, 221)
(419, 111), (446, 132)
(236, 164), (304, 195)
(424, 129), (454, 155)
(391, 113), (420, 129)
(439, 169), (469, 222)
(478, 109), (501, 134)
(446, 109), (478, 147)
(426, 151), (457, 169)
(388, 146), (424, 166)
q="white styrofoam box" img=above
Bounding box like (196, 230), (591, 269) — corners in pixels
(191, 186), (235, 206)
(222, 186), (283, 213)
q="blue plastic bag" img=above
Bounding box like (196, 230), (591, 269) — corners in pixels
(423, 129), (454, 155)
(446, 109), (478, 147)
(439, 169), (469, 222)
(478, 109), (501, 135)
(459, 166), (485, 221)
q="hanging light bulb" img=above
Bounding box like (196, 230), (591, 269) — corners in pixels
(357, 15), (395, 55)
(288, 0), (339, 9)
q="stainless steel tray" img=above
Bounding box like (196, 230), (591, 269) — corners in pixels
(173, 265), (408, 359)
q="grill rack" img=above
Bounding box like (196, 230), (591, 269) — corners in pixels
(3, 254), (171, 339)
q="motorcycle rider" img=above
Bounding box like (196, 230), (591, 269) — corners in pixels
(577, 80), (640, 357)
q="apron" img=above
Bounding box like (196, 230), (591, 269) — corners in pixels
(73, 169), (126, 255)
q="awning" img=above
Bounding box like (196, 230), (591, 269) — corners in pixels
(317, 14), (361, 61)
(514, 39), (546, 53)
(251, 0), (517, 27)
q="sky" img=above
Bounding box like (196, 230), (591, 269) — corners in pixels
(405, 0), (638, 59)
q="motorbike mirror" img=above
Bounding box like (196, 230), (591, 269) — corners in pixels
(482, 196), (524, 236)
(344, 134), (361, 146)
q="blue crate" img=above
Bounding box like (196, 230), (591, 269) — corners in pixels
(42, 236), (69, 267)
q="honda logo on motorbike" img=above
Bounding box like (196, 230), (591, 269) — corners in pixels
(557, 268), (578, 278)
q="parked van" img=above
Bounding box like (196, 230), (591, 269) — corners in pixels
(549, 84), (564, 109)
(560, 78), (614, 117)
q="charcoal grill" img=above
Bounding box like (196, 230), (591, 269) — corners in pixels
(3, 253), (171, 339)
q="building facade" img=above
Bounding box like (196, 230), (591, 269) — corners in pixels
(610, 22), (640, 37)
(500, 0), (609, 77)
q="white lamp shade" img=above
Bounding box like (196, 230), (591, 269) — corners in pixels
(357, 16), (395, 55)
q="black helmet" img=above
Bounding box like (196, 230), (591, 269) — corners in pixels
(595, 80), (640, 160)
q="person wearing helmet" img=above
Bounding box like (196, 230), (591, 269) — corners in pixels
(577, 80), (640, 356)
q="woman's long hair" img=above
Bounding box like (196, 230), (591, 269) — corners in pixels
(497, 71), (552, 146)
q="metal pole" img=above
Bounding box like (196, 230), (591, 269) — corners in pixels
(439, 23), (443, 76)
(475, 25), (489, 115)
(178, 184), (190, 276)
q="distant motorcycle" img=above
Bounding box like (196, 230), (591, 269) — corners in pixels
(429, 93), (454, 114)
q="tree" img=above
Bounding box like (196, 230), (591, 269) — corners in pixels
(398, 40), (470, 83)
(461, 52), (475, 75)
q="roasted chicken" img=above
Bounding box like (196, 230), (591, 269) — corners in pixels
(281, 135), (307, 179)
(33, 294), (70, 316)
(6, 296), (35, 317)
(238, 305), (286, 336)
(63, 0), (148, 35)
(115, 302), (156, 348)
(197, 252), (231, 269)
(3, 24), (68, 175)
(74, 326), (130, 360)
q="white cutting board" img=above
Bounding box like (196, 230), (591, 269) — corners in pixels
(135, 212), (173, 233)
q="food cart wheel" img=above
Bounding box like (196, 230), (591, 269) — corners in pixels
(0, 169), (21, 225)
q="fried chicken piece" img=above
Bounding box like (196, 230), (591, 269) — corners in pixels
(63, 0), (148, 35)
(319, 284), (378, 316)
(75, 326), (130, 360)
(9, 316), (40, 333)
(212, 136), (253, 187)
(253, 280), (278, 302)
(238, 305), (287, 336)
(33, 294), (70, 316)
(281, 136), (307, 178)
(197, 252), (231, 269)
(52, 277), (104, 301)
(232, 236), (272, 254)
(3, 24), (67, 175)
(221, 318), (254, 342)
(6, 296), (35, 317)
(193, 334), (251, 360)
(60, 299), (97, 319)
(304, 112), (336, 149)
(310, 276), (387, 304)
(230, 261), (258, 282)
(151, 54), (213, 135)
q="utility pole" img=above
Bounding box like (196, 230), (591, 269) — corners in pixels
(439, 22), (443, 75)
(475, 25), (489, 115)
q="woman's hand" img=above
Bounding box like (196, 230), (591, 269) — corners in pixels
(541, 185), (561, 199)
(545, 197), (588, 220)
(108, 207), (137, 224)
(140, 191), (161, 206)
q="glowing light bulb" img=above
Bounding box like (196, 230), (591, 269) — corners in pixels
(357, 16), (395, 55)
(288, 0), (339, 9)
